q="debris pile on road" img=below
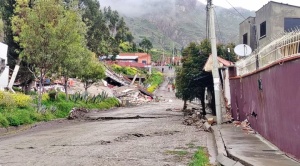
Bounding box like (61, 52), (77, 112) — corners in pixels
(233, 119), (256, 134)
(182, 108), (211, 131)
(68, 108), (89, 120)
(112, 85), (152, 106)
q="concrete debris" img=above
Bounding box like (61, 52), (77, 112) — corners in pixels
(182, 111), (210, 132)
(68, 108), (89, 120)
(233, 119), (256, 134)
(203, 122), (212, 132)
(113, 85), (152, 106)
(207, 118), (214, 125)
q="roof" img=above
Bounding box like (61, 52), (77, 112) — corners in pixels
(119, 53), (150, 58)
(116, 55), (138, 60)
(203, 54), (234, 72)
(256, 1), (300, 13)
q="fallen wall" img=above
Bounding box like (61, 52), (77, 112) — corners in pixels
(229, 57), (300, 160)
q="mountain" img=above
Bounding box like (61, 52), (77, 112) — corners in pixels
(99, 0), (255, 49)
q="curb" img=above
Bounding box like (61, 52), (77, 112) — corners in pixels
(211, 125), (244, 166)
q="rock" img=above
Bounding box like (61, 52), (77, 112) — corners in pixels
(207, 118), (214, 125)
(68, 108), (89, 120)
(203, 122), (212, 132)
(166, 108), (172, 111)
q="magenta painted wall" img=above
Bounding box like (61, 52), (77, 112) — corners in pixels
(230, 58), (300, 160)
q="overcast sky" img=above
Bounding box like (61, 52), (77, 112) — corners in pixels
(198, 0), (299, 11)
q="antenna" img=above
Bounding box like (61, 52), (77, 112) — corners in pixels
(234, 44), (252, 57)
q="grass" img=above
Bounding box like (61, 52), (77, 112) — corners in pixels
(165, 150), (188, 156)
(0, 92), (120, 128)
(189, 147), (210, 166)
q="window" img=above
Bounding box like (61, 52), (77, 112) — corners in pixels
(260, 21), (266, 38)
(284, 18), (300, 32)
(142, 60), (146, 64)
(243, 33), (248, 44)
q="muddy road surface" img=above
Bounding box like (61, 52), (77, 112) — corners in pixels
(0, 79), (208, 166)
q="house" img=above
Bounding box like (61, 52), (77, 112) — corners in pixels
(0, 42), (9, 90)
(119, 53), (151, 65)
(203, 55), (233, 113)
(239, 1), (300, 50)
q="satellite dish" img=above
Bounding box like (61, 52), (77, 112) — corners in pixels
(234, 44), (252, 56)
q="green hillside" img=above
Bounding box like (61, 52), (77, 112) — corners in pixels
(100, 0), (255, 50)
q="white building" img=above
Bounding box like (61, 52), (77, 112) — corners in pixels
(0, 42), (9, 90)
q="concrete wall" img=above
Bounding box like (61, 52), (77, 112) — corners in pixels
(239, 2), (300, 50)
(0, 42), (9, 90)
(229, 57), (300, 160)
(239, 17), (256, 50)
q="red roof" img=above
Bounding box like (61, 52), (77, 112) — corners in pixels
(119, 53), (150, 58)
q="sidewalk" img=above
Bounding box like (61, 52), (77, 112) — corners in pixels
(213, 124), (300, 166)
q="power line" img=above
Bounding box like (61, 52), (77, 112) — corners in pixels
(225, 0), (247, 20)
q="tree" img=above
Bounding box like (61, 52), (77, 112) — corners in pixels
(79, 60), (105, 93)
(12, 0), (89, 109)
(139, 38), (153, 53)
(0, 17), (3, 40)
(175, 42), (208, 111)
(175, 39), (237, 114)
(80, 0), (110, 56)
(0, 0), (20, 67)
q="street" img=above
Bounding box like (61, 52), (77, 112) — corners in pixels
(0, 73), (209, 166)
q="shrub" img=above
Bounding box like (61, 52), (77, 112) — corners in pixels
(42, 111), (55, 121)
(6, 114), (21, 126)
(0, 113), (9, 127)
(11, 93), (32, 108)
(0, 91), (15, 108)
(42, 93), (50, 102)
(57, 92), (66, 101)
(147, 84), (157, 93)
(48, 90), (57, 101)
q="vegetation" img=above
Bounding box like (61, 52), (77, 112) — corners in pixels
(0, 91), (119, 128)
(139, 38), (153, 53)
(189, 147), (210, 166)
(79, 60), (106, 93)
(145, 70), (163, 93)
(175, 39), (237, 113)
(111, 64), (138, 76)
(111, 64), (163, 93)
(165, 150), (188, 156)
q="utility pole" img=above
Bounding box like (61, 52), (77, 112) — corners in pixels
(208, 0), (222, 124)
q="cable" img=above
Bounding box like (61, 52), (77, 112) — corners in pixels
(213, 8), (225, 43)
(225, 0), (247, 20)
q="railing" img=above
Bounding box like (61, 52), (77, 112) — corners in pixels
(236, 30), (300, 76)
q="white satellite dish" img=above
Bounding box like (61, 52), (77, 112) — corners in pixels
(234, 44), (252, 56)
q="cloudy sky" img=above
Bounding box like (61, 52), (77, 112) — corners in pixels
(198, 0), (299, 11)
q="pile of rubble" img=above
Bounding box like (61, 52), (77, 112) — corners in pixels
(112, 85), (152, 106)
(168, 108), (214, 132)
(68, 108), (89, 120)
(233, 119), (256, 134)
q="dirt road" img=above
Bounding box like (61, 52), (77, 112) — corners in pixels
(0, 72), (209, 166)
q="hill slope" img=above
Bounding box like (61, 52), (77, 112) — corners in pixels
(100, 0), (255, 49)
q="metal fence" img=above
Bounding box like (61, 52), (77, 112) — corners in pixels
(236, 30), (300, 76)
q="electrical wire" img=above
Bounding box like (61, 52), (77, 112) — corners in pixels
(225, 0), (247, 20)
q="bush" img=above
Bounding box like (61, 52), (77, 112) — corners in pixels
(147, 84), (158, 93)
(11, 93), (32, 108)
(48, 90), (57, 101)
(6, 114), (21, 126)
(0, 91), (15, 108)
(42, 93), (50, 102)
(0, 113), (9, 127)
(57, 92), (66, 101)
